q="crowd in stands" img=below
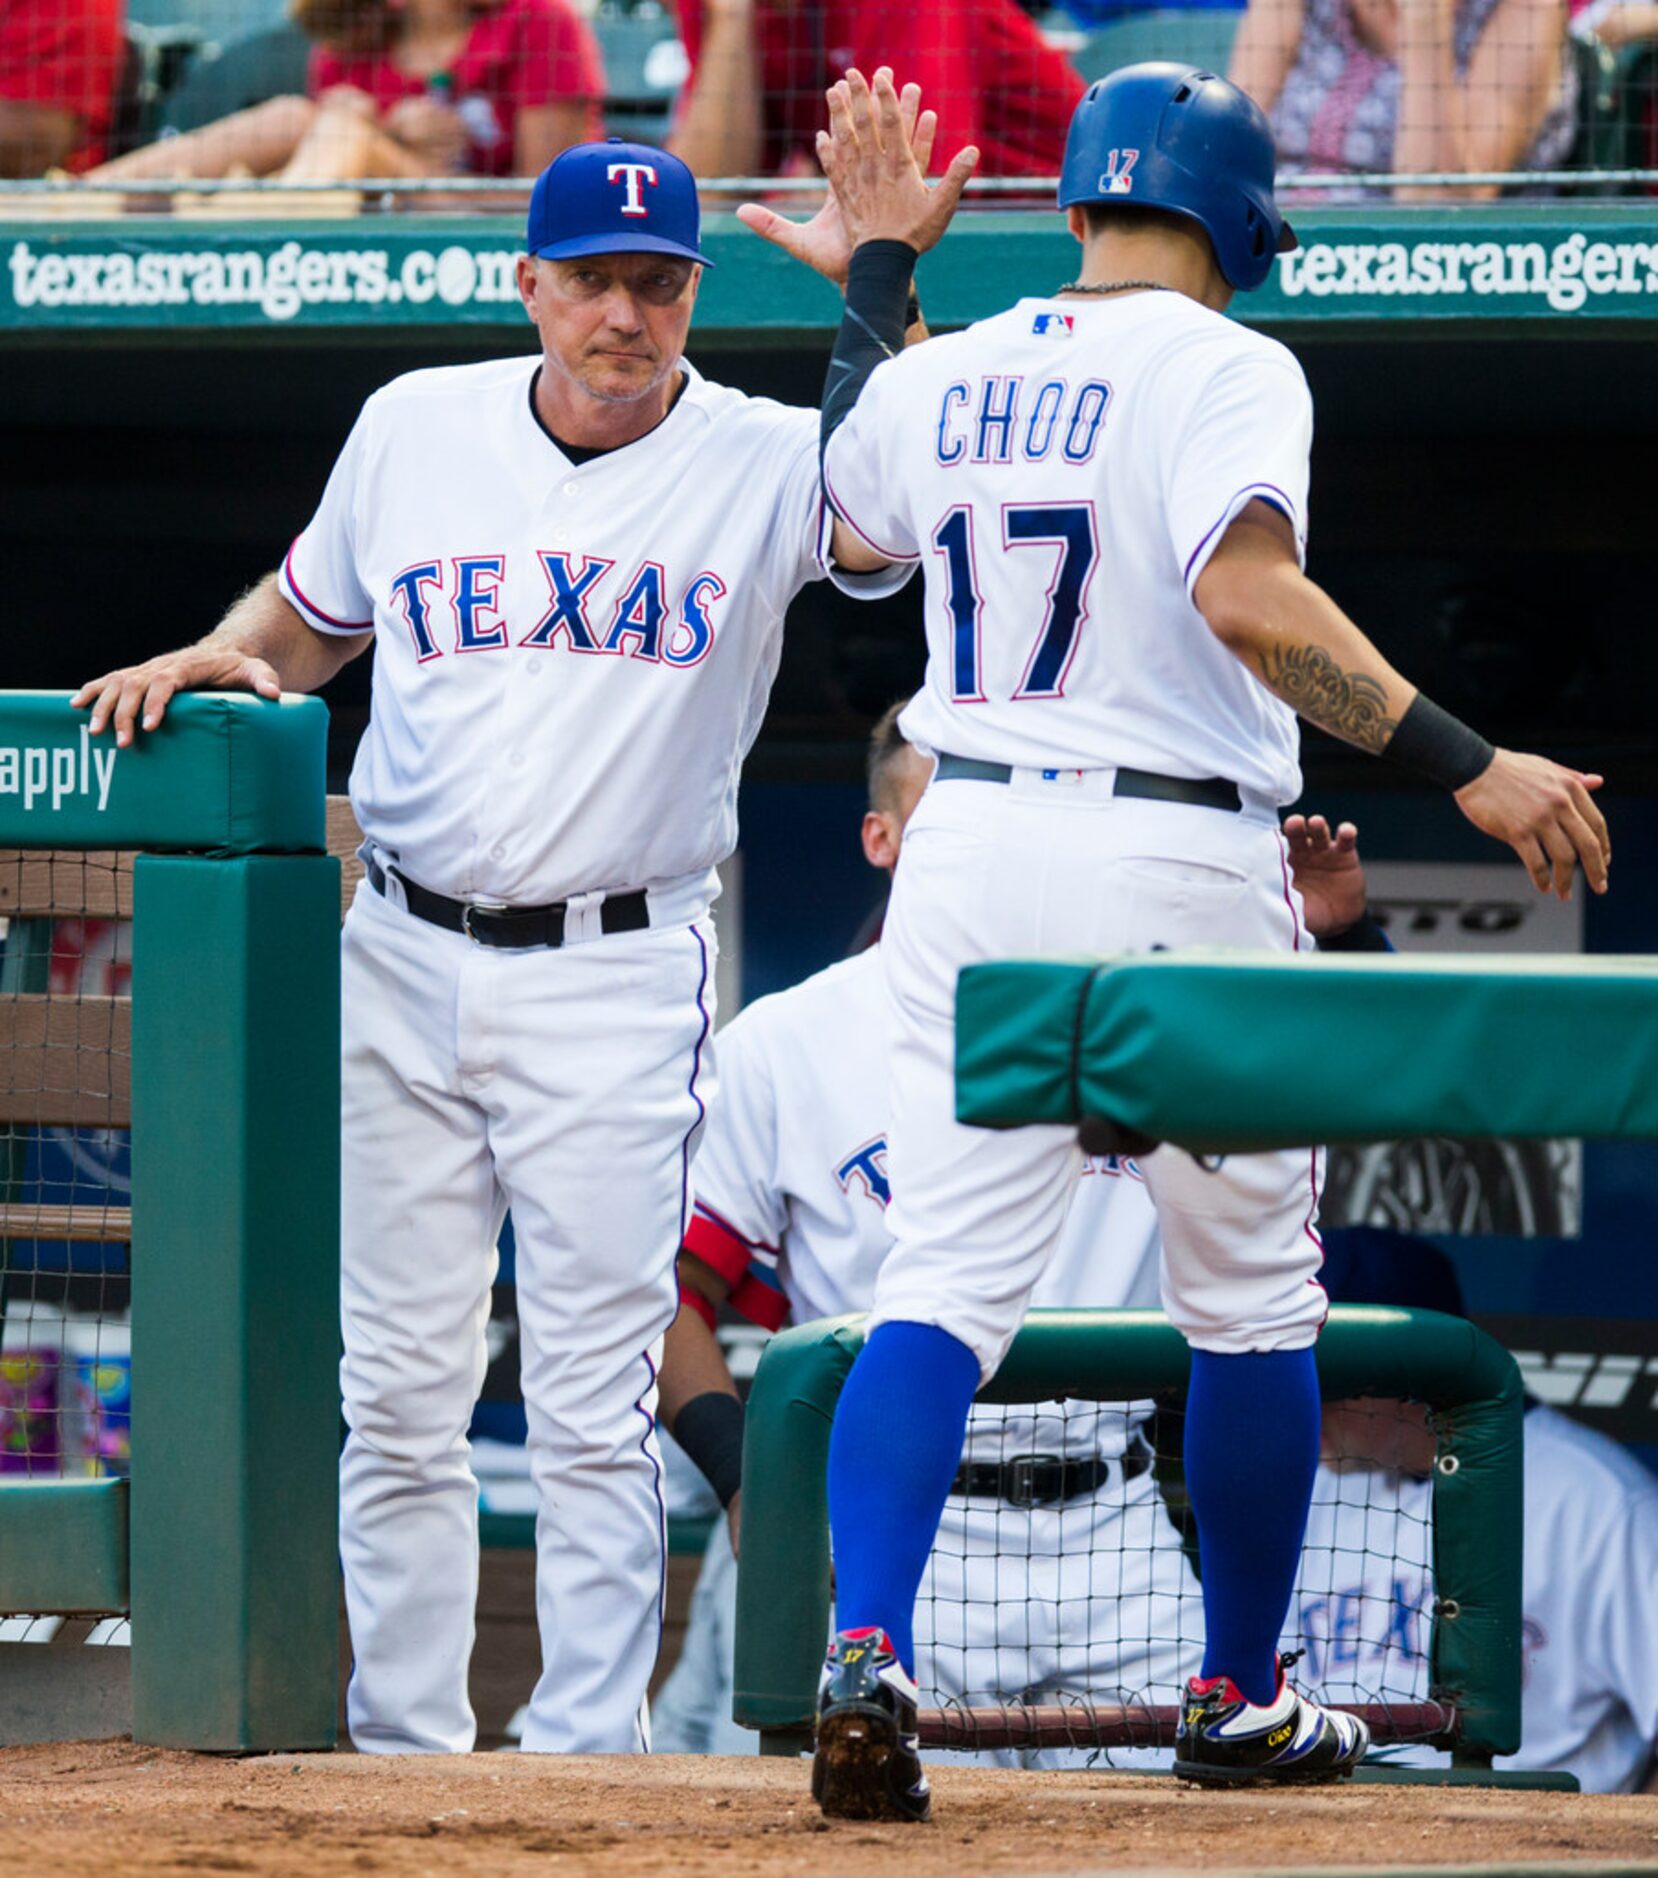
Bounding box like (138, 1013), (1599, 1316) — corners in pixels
(0, 0), (1653, 190)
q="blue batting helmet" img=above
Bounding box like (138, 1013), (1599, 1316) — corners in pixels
(1058, 62), (1296, 292)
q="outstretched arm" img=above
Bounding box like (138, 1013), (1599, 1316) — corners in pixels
(1197, 502), (1610, 900)
(73, 572), (371, 746)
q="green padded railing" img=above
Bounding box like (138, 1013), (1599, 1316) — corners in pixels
(734, 1306), (1523, 1764)
(0, 690), (339, 1750)
(955, 953), (1658, 1153)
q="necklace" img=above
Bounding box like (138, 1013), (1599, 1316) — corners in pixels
(1053, 279), (1173, 296)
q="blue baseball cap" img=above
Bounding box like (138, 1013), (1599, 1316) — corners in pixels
(526, 138), (713, 267)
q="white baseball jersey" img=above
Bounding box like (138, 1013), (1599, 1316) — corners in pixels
(688, 945), (1162, 1334)
(282, 355), (905, 907)
(684, 942), (1164, 1461)
(657, 940), (1204, 1764)
(1294, 1404), (1658, 1792)
(823, 294), (1313, 802)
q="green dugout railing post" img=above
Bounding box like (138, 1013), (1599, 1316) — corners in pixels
(734, 1307), (1523, 1763)
(0, 691), (339, 1750)
(130, 854), (339, 1748)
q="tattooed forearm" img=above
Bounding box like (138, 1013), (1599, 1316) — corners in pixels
(1255, 643), (1400, 753)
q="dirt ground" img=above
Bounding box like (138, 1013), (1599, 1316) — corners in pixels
(2, 1741), (1657, 1878)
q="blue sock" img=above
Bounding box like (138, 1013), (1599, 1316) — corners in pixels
(1184, 1345), (1320, 1707)
(826, 1321), (981, 1676)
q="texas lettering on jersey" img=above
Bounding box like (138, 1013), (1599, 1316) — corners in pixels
(834, 1135), (1144, 1217)
(385, 551), (727, 669)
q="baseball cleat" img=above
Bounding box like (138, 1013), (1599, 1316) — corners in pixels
(1174, 1651), (1370, 1787)
(811, 1627), (932, 1823)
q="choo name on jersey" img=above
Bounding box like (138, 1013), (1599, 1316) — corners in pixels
(385, 551), (726, 668)
(935, 375), (1112, 468)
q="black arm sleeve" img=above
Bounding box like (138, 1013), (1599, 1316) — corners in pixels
(1318, 912), (1394, 953)
(821, 239), (919, 466)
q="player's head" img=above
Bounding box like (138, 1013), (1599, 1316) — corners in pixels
(1058, 63), (1296, 296)
(518, 140), (712, 405)
(1318, 1228), (1466, 1478)
(862, 698), (934, 875)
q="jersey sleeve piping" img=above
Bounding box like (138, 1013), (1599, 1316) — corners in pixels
(821, 458), (922, 565)
(1182, 481), (1306, 599)
(280, 539), (375, 636)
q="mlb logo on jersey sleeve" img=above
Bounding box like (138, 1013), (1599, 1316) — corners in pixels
(1031, 311), (1074, 338)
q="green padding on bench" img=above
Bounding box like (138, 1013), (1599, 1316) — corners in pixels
(0, 1478), (129, 1614)
(0, 691), (325, 853)
(955, 951), (1658, 1152)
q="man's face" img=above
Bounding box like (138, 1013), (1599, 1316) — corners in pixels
(860, 746), (936, 874)
(517, 252), (699, 406)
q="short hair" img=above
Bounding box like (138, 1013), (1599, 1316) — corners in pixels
(866, 698), (915, 813)
(1079, 201), (1203, 246)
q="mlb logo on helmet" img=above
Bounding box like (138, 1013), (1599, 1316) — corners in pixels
(526, 137), (714, 266)
(1100, 147), (1139, 196)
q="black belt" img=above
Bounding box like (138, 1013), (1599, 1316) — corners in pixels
(950, 1439), (1152, 1510)
(365, 854), (650, 950)
(934, 751), (1242, 814)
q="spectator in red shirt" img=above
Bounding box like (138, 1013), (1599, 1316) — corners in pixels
(0, 0), (124, 174)
(90, 0), (601, 186)
(668, 0), (1085, 181)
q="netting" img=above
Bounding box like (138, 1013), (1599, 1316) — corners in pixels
(0, 856), (133, 1481)
(0, 851), (133, 1641)
(0, 0), (1652, 201)
(913, 1394), (1450, 1761)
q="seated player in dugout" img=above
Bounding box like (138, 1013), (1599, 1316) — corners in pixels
(785, 64), (1608, 1819)
(67, 131), (942, 1757)
(655, 701), (1391, 1763)
(1295, 1227), (1658, 1795)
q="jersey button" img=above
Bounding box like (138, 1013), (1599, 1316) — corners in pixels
(526, 657), (542, 674)
(510, 752), (525, 769)
(491, 844), (506, 861)
(562, 480), (579, 497)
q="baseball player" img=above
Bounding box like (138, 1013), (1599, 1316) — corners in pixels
(69, 136), (930, 1756)
(655, 705), (1379, 1761)
(802, 64), (1610, 1818)
(1295, 1229), (1658, 1795)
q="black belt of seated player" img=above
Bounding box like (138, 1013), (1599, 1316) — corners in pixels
(950, 1436), (1153, 1509)
(366, 854), (650, 949)
(934, 751), (1242, 814)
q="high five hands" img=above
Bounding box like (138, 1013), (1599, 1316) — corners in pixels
(736, 67), (979, 284)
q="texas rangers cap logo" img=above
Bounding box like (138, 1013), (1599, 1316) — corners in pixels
(526, 138), (713, 267)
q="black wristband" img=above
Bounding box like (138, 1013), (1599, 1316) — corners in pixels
(1385, 694), (1495, 792)
(674, 1390), (745, 1509)
(1319, 910), (1393, 953)
(821, 238), (919, 461)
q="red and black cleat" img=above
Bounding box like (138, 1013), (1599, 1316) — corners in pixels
(811, 1627), (932, 1823)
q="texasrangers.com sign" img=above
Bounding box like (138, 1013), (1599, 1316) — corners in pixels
(1, 215), (1656, 331)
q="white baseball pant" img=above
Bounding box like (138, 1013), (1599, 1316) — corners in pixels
(338, 876), (716, 1753)
(873, 771), (1328, 1380)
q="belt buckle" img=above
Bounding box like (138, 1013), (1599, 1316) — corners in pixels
(1004, 1452), (1064, 1509)
(461, 901), (508, 945)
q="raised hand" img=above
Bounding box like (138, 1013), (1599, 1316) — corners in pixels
(1454, 749), (1610, 900)
(735, 76), (942, 286)
(73, 644), (282, 747)
(815, 66), (977, 256)
(1282, 813), (1367, 939)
